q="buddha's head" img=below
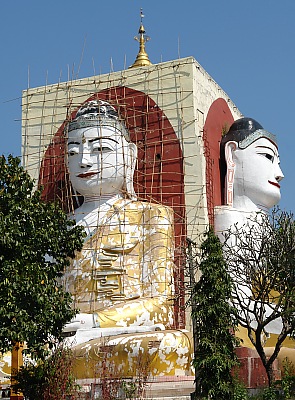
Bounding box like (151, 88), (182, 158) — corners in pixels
(66, 100), (137, 200)
(220, 117), (284, 211)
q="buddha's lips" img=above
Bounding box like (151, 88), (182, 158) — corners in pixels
(268, 180), (280, 188)
(77, 171), (98, 178)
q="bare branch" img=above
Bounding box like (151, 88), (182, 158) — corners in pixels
(222, 208), (295, 386)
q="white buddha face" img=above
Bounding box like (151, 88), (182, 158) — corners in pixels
(67, 125), (137, 198)
(226, 137), (284, 210)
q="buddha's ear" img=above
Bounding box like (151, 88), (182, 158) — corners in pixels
(125, 142), (138, 200)
(224, 141), (237, 207)
(128, 142), (137, 172)
(224, 141), (237, 168)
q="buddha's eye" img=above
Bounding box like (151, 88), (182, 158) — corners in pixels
(258, 152), (274, 163)
(264, 153), (274, 162)
(68, 147), (79, 156)
(92, 146), (112, 153)
(67, 141), (80, 156)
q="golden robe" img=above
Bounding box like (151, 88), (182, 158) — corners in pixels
(65, 199), (176, 328)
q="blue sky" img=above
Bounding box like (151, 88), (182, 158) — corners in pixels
(1, 0), (294, 213)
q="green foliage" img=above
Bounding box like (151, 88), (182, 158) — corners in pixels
(12, 343), (79, 399)
(192, 227), (239, 400)
(122, 380), (137, 399)
(280, 358), (295, 399)
(261, 386), (282, 400)
(0, 155), (84, 356)
(12, 361), (45, 399)
(232, 375), (249, 400)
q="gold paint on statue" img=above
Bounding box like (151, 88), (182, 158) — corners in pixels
(65, 199), (175, 328)
(73, 330), (192, 378)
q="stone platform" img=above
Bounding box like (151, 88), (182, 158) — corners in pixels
(145, 376), (195, 399)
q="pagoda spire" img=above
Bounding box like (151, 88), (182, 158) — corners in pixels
(129, 9), (152, 68)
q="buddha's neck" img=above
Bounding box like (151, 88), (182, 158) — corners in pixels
(232, 195), (269, 214)
(83, 193), (123, 209)
(72, 194), (124, 234)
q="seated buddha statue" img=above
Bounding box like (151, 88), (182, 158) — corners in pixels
(62, 100), (192, 378)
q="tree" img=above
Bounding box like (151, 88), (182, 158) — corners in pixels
(0, 155), (84, 356)
(222, 209), (295, 387)
(191, 227), (239, 400)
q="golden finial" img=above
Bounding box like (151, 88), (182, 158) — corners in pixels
(129, 9), (152, 68)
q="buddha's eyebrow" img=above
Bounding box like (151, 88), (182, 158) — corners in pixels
(68, 141), (80, 145)
(67, 137), (119, 145)
(255, 145), (276, 156)
(88, 137), (119, 144)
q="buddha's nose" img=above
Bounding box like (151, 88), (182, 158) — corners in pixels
(80, 150), (93, 168)
(276, 164), (284, 183)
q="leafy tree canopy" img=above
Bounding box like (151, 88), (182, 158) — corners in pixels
(0, 155), (84, 356)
